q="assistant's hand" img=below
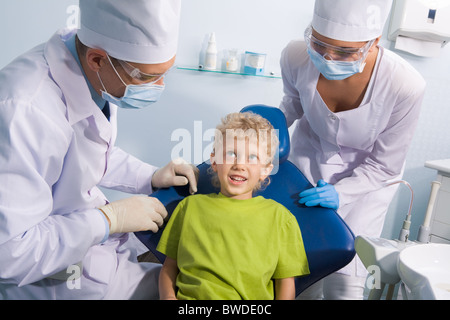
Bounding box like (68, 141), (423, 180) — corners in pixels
(298, 179), (339, 210)
(152, 158), (199, 194)
(99, 196), (168, 234)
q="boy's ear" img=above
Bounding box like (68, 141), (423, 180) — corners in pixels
(259, 163), (274, 181)
(210, 153), (217, 172)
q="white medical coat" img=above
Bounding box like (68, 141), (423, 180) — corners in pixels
(280, 41), (426, 276)
(0, 29), (160, 299)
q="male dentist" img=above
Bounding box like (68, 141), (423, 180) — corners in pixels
(0, 0), (197, 299)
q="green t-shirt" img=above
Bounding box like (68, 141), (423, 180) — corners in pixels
(157, 193), (310, 300)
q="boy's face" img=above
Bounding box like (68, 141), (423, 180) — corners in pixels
(210, 136), (273, 200)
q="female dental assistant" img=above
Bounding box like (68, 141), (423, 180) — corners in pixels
(280, 0), (426, 299)
(0, 0), (198, 299)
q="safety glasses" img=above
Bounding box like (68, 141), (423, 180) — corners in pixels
(304, 25), (375, 62)
(117, 59), (173, 84)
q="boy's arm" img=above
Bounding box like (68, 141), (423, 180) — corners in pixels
(159, 256), (179, 300)
(274, 277), (296, 300)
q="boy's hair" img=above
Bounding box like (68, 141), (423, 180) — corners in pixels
(209, 112), (279, 191)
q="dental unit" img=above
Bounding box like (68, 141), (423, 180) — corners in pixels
(355, 180), (450, 300)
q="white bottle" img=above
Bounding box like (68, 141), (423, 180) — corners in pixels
(204, 32), (217, 70)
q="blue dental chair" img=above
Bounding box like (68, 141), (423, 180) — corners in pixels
(135, 105), (355, 296)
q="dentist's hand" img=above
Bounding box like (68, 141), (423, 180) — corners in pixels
(99, 196), (168, 234)
(299, 179), (339, 210)
(152, 158), (199, 194)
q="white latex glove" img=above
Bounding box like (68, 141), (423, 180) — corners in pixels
(99, 196), (168, 234)
(152, 158), (199, 194)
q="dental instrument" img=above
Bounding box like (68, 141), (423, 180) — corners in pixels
(385, 180), (414, 243)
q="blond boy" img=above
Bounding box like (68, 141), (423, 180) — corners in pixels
(157, 112), (309, 300)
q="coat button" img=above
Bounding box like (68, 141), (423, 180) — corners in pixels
(329, 114), (337, 120)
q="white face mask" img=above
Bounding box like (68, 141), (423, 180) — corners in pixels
(97, 56), (165, 109)
(306, 47), (367, 80)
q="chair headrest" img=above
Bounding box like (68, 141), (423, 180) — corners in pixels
(240, 105), (290, 164)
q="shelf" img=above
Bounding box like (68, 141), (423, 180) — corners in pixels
(425, 159), (450, 175)
(177, 66), (281, 79)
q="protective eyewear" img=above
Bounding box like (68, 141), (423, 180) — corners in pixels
(117, 59), (173, 84)
(304, 26), (375, 62)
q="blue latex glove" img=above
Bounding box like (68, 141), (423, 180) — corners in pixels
(299, 179), (339, 210)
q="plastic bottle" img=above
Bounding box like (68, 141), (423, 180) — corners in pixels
(204, 32), (217, 70)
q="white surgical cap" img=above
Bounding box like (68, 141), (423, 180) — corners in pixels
(78, 0), (181, 64)
(311, 0), (393, 42)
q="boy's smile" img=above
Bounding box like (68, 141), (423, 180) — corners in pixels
(228, 174), (247, 184)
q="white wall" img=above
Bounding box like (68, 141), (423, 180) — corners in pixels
(1, 0), (449, 241)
